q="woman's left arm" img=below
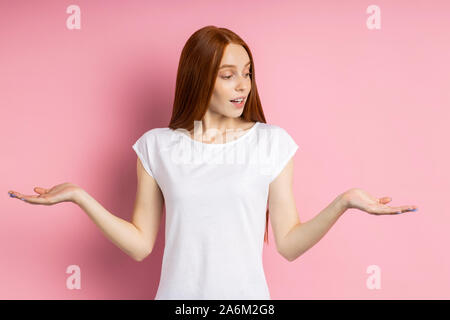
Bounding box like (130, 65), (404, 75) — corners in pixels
(268, 159), (418, 262)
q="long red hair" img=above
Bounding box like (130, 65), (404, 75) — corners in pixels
(168, 25), (270, 244)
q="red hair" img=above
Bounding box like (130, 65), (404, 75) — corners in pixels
(168, 25), (270, 244)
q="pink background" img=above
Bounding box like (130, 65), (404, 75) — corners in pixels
(1, 0), (449, 299)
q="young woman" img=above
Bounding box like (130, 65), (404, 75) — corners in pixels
(7, 26), (418, 300)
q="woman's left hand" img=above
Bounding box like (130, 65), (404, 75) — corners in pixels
(341, 188), (418, 215)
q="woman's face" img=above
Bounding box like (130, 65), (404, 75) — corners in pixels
(209, 43), (252, 118)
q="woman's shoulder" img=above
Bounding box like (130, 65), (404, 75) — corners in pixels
(257, 122), (284, 132)
(257, 123), (297, 143)
(140, 127), (172, 137)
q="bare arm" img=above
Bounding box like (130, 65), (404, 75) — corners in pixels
(73, 189), (149, 261)
(73, 158), (164, 261)
(268, 157), (347, 262)
(269, 157), (417, 262)
(280, 194), (347, 262)
(9, 158), (164, 261)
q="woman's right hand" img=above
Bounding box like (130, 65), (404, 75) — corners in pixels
(8, 182), (81, 205)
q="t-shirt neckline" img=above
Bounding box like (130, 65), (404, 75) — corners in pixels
(173, 121), (260, 147)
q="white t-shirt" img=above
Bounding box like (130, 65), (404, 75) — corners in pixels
(132, 121), (299, 300)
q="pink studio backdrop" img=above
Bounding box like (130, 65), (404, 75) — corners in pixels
(1, 0), (449, 299)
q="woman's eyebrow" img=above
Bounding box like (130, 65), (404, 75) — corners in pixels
(219, 61), (251, 69)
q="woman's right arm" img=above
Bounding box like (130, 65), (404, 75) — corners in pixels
(9, 157), (164, 262)
(73, 158), (164, 262)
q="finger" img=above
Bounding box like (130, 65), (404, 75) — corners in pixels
(34, 187), (49, 194)
(394, 205), (419, 214)
(8, 191), (49, 204)
(372, 205), (418, 215)
(8, 191), (24, 200)
(370, 206), (400, 215)
(377, 197), (392, 204)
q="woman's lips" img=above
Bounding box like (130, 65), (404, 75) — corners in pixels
(230, 98), (245, 108)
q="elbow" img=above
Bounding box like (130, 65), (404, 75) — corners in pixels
(278, 248), (295, 262)
(285, 253), (300, 262)
(277, 239), (295, 262)
(284, 254), (296, 262)
(133, 248), (152, 262)
(279, 247), (300, 262)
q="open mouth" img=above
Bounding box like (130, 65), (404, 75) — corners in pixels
(230, 97), (246, 107)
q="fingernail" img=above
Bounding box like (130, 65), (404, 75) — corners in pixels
(20, 198), (25, 201)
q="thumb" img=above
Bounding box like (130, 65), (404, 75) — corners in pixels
(34, 187), (48, 194)
(378, 197), (392, 204)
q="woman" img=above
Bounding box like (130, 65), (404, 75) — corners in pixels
(7, 25), (417, 300)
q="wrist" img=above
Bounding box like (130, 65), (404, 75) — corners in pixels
(71, 187), (86, 205)
(336, 192), (349, 213)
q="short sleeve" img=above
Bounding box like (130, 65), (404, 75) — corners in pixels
(132, 132), (155, 178)
(269, 127), (299, 183)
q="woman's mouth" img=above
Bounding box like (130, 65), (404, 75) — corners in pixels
(230, 97), (246, 108)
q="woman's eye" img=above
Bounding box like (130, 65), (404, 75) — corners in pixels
(222, 72), (252, 80)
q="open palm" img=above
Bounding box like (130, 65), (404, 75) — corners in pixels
(8, 182), (79, 206)
(343, 188), (418, 215)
